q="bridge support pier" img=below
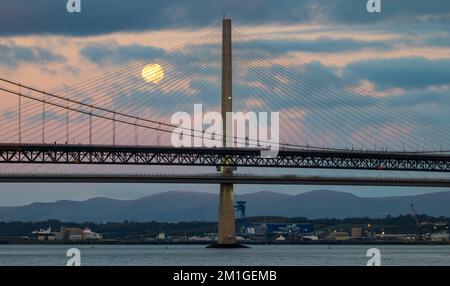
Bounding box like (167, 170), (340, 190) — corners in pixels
(208, 19), (246, 249)
(217, 183), (236, 245)
(209, 182), (246, 248)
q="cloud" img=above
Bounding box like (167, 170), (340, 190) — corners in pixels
(425, 35), (450, 47)
(1, 0), (449, 36)
(79, 42), (165, 64)
(249, 37), (393, 53)
(320, 0), (450, 25)
(342, 56), (450, 90)
(387, 86), (450, 107)
(0, 0), (309, 36)
(0, 43), (65, 67)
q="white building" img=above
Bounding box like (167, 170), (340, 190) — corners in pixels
(156, 231), (166, 240)
(430, 232), (449, 242)
(83, 228), (103, 240)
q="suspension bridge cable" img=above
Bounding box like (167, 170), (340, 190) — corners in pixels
(232, 31), (446, 151)
(232, 29), (450, 149)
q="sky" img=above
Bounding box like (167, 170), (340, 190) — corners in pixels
(1, 0), (450, 205)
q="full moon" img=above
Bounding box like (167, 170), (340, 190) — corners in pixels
(141, 64), (164, 83)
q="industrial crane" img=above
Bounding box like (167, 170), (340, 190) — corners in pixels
(235, 201), (247, 236)
(411, 204), (422, 239)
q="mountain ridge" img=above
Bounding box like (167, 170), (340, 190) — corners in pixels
(1, 190), (450, 222)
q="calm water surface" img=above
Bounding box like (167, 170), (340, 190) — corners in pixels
(0, 244), (449, 266)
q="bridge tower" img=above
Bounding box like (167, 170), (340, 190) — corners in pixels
(216, 18), (238, 247)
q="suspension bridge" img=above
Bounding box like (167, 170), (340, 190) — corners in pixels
(1, 19), (450, 246)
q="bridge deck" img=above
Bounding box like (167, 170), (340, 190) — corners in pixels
(1, 143), (450, 172)
(0, 173), (449, 187)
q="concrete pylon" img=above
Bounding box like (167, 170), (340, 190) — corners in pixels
(216, 19), (237, 246)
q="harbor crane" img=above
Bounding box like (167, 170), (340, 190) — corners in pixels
(411, 203), (422, 239)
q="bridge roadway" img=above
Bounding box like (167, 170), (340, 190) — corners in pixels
(0, 173), (449, 187)
(1, 143), (450, 172)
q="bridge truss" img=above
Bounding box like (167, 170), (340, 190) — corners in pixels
(1, 143), (450, 172)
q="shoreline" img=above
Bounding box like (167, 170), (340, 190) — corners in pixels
(1, 240), (449, 246)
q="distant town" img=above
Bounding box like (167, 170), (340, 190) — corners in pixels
(0, 214), (449, 245)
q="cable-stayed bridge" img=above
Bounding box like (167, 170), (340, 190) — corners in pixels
(1, 19), (450, 245)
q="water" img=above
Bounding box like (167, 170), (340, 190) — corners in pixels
(0, 244), (449, 266)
